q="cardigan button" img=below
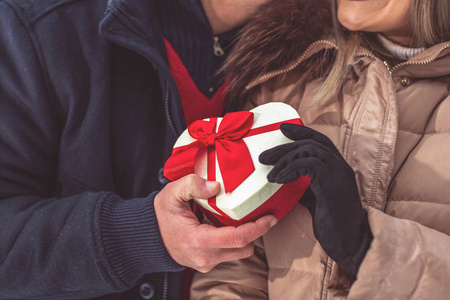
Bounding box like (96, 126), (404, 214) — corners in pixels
(139, 282), (155, 299)
(400, 76), (411, 87)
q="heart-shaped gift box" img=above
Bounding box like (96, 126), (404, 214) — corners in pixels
(164, 102), (310, 227)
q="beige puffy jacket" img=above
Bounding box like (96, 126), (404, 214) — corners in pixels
(190, 29), (450, 300)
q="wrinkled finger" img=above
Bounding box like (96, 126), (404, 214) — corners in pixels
(170, 174), (220, 202)
(194, 214), (277, 249)
(194, 243), (256, 273)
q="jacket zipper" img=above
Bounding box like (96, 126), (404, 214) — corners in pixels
(213, 36), (225, 57)
(391, 42), (450, 72)
(354, 51), (392, 73)
(164, 85), (179, 138)
(246, 40), (338, 90)
(247, 41), (450, 90)
(162, 272), (169, 300)
(356, 42), (450, 74)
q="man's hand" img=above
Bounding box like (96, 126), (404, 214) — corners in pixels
(154, 174), (277, 273)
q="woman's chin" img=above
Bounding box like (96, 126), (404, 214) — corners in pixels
(337, 11), (369, 32)
(338, 19), (368, 33)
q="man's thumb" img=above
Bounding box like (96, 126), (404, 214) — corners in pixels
(175, 174), (220, 202)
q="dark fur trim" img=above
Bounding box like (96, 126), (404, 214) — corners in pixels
(225, 0), (332, 103)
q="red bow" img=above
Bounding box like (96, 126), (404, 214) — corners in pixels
(164, 111), (255, 193)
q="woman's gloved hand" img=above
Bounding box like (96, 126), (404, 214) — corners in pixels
(259, 123), (373, 280)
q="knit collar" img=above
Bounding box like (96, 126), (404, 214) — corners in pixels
(377, 34), (426, 61)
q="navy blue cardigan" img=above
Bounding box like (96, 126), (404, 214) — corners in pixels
(0, 0), (218, 298)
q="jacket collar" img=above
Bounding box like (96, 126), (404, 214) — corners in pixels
(350, 40), (450, 79)
(100, 0), (186, 136)
(246, 39), (450, 91)
(104, 0), (158, 37)
(100, 0), (165, 60)
(306, 39), (450, 78)
(224, 0), (333, 100)
(393, 42), (450, 78)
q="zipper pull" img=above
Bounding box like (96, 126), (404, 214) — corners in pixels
(213, 36), (225, 57)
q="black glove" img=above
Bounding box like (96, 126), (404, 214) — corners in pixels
(259, 123), (373, 280)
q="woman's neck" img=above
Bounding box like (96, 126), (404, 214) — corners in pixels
(381, 30), (416, 48)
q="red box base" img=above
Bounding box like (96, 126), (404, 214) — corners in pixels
(199, 175), (311, 227)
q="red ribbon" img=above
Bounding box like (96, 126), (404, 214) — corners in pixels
(164, 111), (255, 193)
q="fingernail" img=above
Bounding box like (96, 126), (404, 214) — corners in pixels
(269, 217), (278, 228)
(205, 181), (219, 190)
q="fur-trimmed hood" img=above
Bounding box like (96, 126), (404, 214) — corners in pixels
(225, 0), (332, 100)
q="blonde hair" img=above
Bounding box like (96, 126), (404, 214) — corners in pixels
(316, 0), (450, 104)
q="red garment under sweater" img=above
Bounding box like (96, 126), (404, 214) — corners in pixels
(164, 38), (227, 127)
